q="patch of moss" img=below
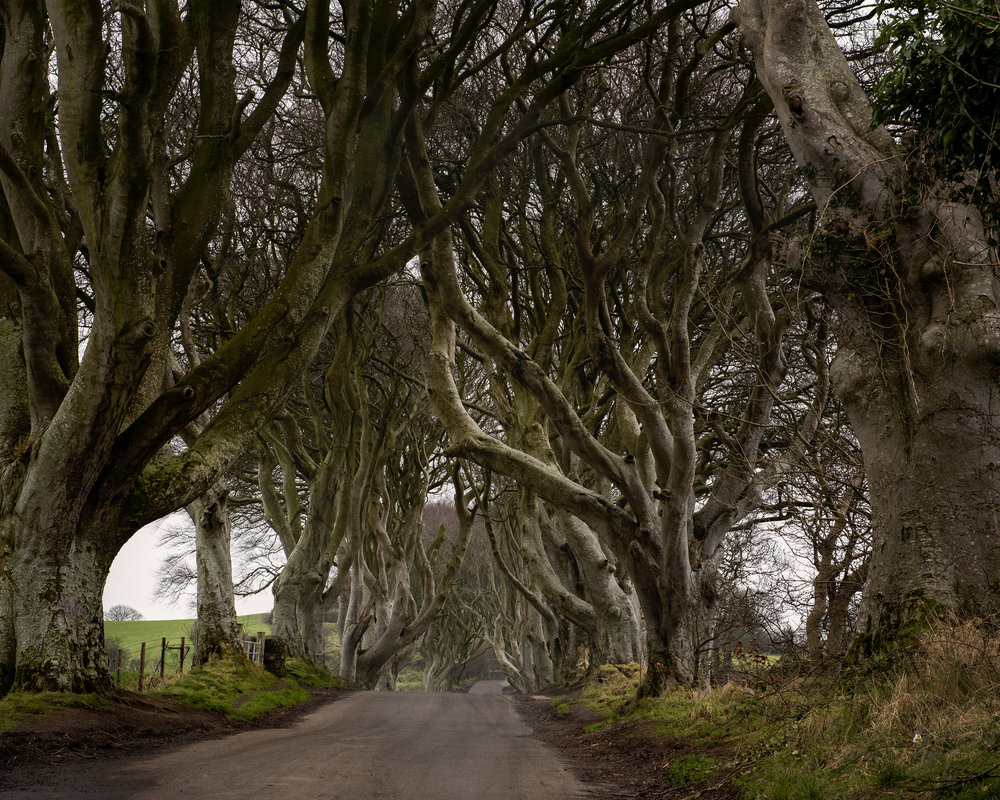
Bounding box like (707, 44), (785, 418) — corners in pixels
(0, 691), (110, 734)
(228, 684), (309, 721)
(151, 652), (326, 721)
(667, 753), (718, 786)
(285, 657), (341, 688)
(845, 594), (946, 672)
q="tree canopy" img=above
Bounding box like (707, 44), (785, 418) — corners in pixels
(1, 0), (998, 698)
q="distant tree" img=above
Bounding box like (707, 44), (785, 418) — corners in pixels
(105, 605), (143, 622)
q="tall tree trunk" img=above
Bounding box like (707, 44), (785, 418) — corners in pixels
(805, 568), (831, 662)
(734, 0), (1000, 644)
(271, 561), (329, 662)
(551, 510), (641, 664)
(0, 519), (113, 692)
(338, 553), (367, 684)
(635, 586), (704, 697)
(188, 480), (241, 666)
(845, 347), (1000, 640)
(827, 563), (865, 657)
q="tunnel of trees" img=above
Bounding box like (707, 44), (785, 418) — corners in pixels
(0, 0), (996, 697)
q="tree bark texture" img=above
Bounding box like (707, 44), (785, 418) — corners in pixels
(187, 481), (242, 666)
(735, 0), (1000, 642)
(0, 517), (114, 691)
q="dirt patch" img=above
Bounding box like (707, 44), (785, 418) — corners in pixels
(0, 687), (344, 770)
(516, 687), (743, 800)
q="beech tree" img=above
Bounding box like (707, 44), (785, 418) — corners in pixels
(1, 0), (691, 694)
(734, 0), (1000, 645)
(254, 281), (469, 687)
(0, 0), (322, 691)
(7, 0), (989, 699)
(0, 0), (555, 693)
(415, 6), (825, 693)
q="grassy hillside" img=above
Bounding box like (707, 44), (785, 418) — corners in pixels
(103, 614), (271, 678)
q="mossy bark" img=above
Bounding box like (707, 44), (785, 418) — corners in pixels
(843, 343), (1000, 636)
(735, 0), (1000, 644)
(0, 520), (113, 693)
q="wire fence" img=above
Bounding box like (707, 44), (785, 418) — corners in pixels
(105, 630), (268, 691)
(105, 637), (192, 691)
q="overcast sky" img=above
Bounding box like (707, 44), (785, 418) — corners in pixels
(103, 515), (274, 621)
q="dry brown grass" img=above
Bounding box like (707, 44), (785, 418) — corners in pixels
(867, 621), (1000, 750)
(576, 626), (1000, 798)
(732, 620), (1000, 798)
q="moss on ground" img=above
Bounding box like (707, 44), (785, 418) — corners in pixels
(560, 622), (1000, 799)
(0, 691), (111, 734)
(151, 653), (339, 722)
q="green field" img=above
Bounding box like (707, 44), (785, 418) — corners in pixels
(104, 614), (271, 683)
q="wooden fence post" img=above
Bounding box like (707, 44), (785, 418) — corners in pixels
(161, 638), (167, 679)
(138, 641), (146, 691)
(257, 631), (265, 665)
(116, 649), (122, 689)
(179, 636), (186, 673)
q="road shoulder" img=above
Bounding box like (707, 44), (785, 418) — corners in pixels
(515, 686), (741, 800)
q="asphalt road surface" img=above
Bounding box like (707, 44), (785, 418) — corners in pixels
(2, 684), (592, 799)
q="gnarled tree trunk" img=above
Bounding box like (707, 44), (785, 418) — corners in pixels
(0, 493), (116, 692)
(735, 0), (1000, 644)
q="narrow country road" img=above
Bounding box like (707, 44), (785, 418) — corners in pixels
(1, 684), (592, 799)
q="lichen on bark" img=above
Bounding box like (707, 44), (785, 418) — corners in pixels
(733, 0), (1000, 643)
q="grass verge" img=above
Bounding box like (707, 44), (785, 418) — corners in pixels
(0, 691), (111, 734)
(0, 651), (340, 739)
(562, 621), (1000, 799)
(151, 652), (339, 722)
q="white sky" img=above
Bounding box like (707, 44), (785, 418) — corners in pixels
(103, 515), (274, 621)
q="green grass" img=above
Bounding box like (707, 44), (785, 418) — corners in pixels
(0, 692), (110, 734)
(569, 623), (1000, 800)
(576, 663), (744, 747)
(396, 664), (425, 691)
(104, 614), (270, 654)
(549, 694), (570, 715)
(285, 657), (342, 689)
(104, 614), (271, 674)
(150, 653), (330, 722)
(1, 619), (336, 734)
(668, 753), (719, 786)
